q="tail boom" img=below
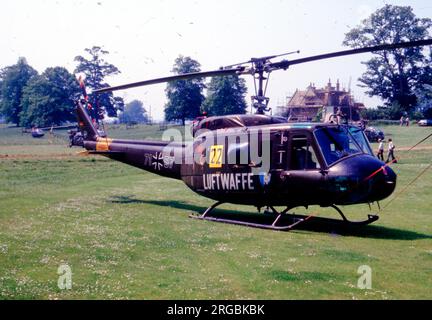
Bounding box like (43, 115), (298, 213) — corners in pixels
(74, 100), (183, 179)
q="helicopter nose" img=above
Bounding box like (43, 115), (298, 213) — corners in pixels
(328, 155), (397, 204)
(366, 160), (397, 202)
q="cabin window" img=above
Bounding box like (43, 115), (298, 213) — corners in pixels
(290, 135), (320, 170)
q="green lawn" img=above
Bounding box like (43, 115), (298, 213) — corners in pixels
(0, 123), (431, 299)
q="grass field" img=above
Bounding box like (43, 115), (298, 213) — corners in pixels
(0, 123), (431, 299)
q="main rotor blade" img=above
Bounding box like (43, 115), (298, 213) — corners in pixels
(94, 39), (432, 94)
(94, 67), (245, 93)
(270, 39), (432, 70)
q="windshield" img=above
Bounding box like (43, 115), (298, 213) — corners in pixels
(314, 127), (363, 166)
(348, 126), (374, 156)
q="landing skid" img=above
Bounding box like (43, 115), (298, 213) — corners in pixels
(328, 205), (379, 226)
(189, 202), (379, 231)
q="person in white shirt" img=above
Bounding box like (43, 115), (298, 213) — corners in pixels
(377, 139), (384, 161)
(386, 138), (397, 163)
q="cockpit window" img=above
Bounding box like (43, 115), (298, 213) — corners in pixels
(348, 127), (374, 156)
(314, 127), (363, 166)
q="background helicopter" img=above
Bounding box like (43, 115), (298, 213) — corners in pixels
(21, 124), (78, 139)
(70, 39), (432, 231)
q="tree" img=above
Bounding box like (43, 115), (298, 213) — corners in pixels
(343, 5), (432, 114)
(165, 56), (205, 124)
(74, 46), (124, 117)
(0, 78), (2, 118)
(415, 84), (432, 118)
(0, 57), (38, 125)
(20, 67), (80, 127)
(202, 75), (248, 116)
(119, 100), (148, 124)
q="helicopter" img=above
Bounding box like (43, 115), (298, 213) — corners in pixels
(70, 39), (432, 231)
(22, 124), (78, 139)
(30, 127), (45, 138)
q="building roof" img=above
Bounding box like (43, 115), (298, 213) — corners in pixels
(287, 79), (365, 109)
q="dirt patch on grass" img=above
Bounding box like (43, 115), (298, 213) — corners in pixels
(0, 152), (89, 160)
(398, 145), (432, 151)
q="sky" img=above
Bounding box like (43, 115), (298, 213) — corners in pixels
(1, 0), (432, 120)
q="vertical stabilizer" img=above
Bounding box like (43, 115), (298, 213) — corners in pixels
(76, 101), (99, 141)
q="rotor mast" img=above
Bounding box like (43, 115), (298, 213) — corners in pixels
(251, 57), (270, 115)
(226, 50), (300, 114)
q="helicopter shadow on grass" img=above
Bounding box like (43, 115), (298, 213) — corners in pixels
(109, 195), (431, 241)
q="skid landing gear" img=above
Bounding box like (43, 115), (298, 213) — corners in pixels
(189, 202), (379, 231)
(329, 205), (379, 226)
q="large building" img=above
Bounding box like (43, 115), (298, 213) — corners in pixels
(278, 79), (365, 122)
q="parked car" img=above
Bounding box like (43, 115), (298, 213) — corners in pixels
(364, 126), (385, 142)
(418, 119), (432, 126)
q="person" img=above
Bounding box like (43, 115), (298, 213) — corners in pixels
(405, 116), (410, 126)
(386, 138), (397, 163)
(336, 107), (345, 125)
(377, 139), (384, 161)
(400, 116), (404, 126)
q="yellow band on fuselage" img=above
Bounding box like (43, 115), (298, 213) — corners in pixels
(96, 137), (113, 151)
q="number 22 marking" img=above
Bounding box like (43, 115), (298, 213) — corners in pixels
(209, 145), (223, 168)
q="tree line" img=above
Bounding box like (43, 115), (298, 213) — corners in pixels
(164, 55), (248, 125)
(1, 4), (432, 127)
(344, 4), (432, 120)
(166, 5), (432, 122)
(0, 47), (126, 127)
(0, 49), (247, 127)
